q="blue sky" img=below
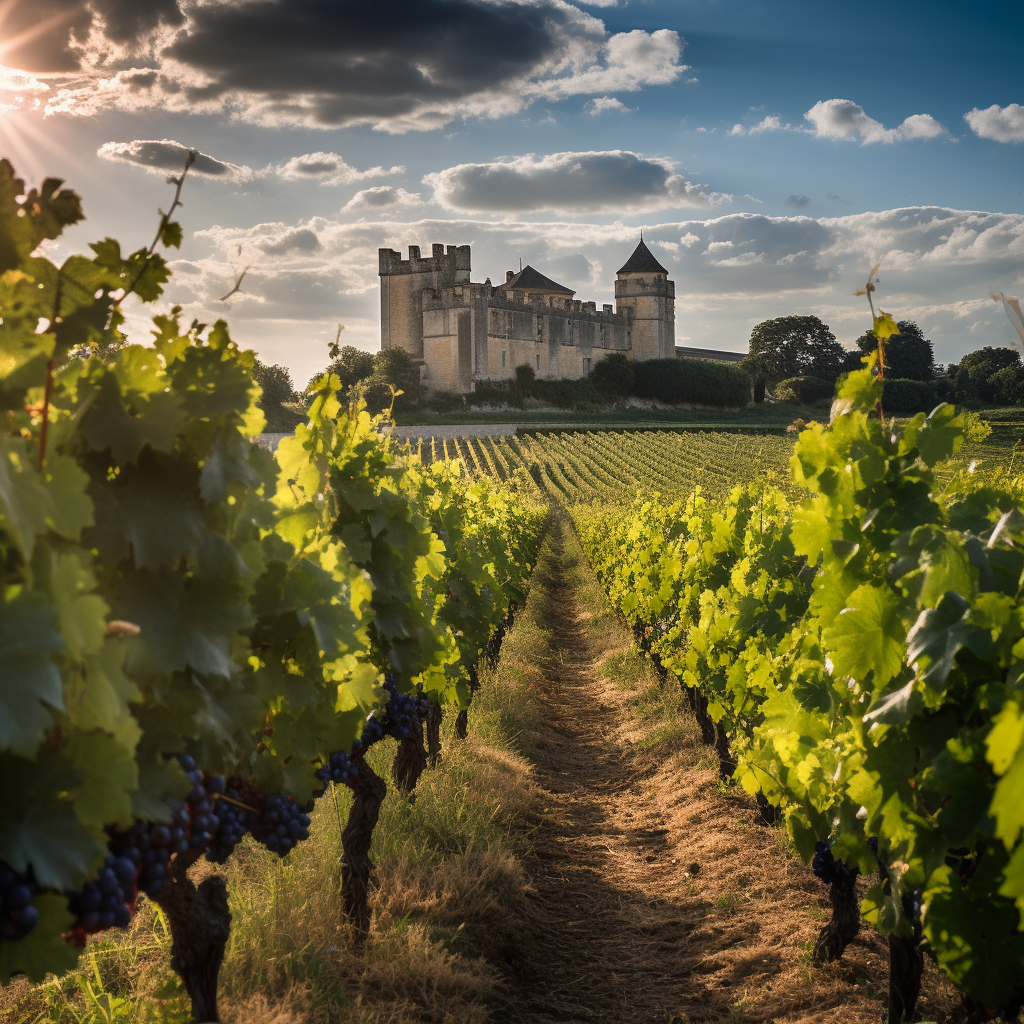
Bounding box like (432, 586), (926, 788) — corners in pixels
(2, 0), (1022, 385)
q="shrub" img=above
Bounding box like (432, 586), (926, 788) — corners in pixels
(882, 378), (941, 414)
(589, 352), (634, 399)
(632, 357), (750, 407)
(426, 389), (467, 414)
(532, 376), (602, 409)
(773, 375), (834, 403)
(469, 379), (519, 408)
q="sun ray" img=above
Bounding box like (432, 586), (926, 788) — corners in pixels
(0, 4), (82, 67)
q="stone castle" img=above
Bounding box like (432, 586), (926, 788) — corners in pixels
(378, 239), (675, 392)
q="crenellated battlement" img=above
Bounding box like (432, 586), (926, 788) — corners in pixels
(379, 243), (472, 277)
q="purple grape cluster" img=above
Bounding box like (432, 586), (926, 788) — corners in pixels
(251, 794), (310, 856)
(66, 854), (135, 934)
(315, 750), (360, 787)
(108, 816), (186, 901)
(0, 863), (38, 940)
(179, 755), (220, 851)
(812, 841), (843, 886)
(206, 777), (256, 865)
(380, 678), (429, 741)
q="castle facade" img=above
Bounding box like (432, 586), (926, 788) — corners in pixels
(378, 239), (675, 392)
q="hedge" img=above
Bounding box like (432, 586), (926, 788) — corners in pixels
(632, 357), (750, 407)
(774, 375), (834, 403)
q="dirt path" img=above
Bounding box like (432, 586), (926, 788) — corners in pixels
(496, 520), (958, 1024)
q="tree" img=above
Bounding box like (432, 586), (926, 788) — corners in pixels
(589, 352), (634, 399)
(360, 347), (424, 413)
(854, 320), (934, 380)
(319, 345), (375, 395)
(952, 346), (1022, 404)
(745, 316), (844, 388)
(252, 359), (303, 430)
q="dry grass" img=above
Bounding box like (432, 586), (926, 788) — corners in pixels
(491, 517), (965, 1024)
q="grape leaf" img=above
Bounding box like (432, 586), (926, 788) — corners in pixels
(824, 583), (905, 689)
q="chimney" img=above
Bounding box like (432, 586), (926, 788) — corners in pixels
(506, 270), (515, 283)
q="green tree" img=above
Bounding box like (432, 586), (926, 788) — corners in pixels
(990, 364), (1024, 406)
(745, 315), (844, 389)
(320, 345), (375, 395)
(360, 347), (424, 413)
(589, 352), (634, 399)
(854, 320), (934, 380)
(952, 346), (1021, 403)
(252, 359), (302, 431)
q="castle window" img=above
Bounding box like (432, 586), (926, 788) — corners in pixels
(583, 357), (591, 373)
(535, 354), (541, 371)
(502, 349), (506, 368)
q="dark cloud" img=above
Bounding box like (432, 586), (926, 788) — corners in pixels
(258, 229), (322, 255)
(164, 0), (575, 125)
(784, 194), (811, 208)
(96, 140), (253, 181)
(426, 151), (725, 213)
(1, 0), (182, 72)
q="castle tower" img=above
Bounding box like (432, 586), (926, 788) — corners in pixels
(379, 243), (472, 359)
(614, 239), (674, 361)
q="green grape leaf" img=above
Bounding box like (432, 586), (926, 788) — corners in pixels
(66, 730), (138, 829)
(0, 753), (101, 888)
(988, 701), (1024, 849)
(862, 679), (922, 727)
(906, 591), (992, 690)
(50, 552), (108, 658)
(824, 583), (905, 688)
(160, 219), (183, 249)
(913, 403), (965, 468)
(79, 371), (185, 466)
(924, 858), (1024, 1009)
(0, 589), (64, 757)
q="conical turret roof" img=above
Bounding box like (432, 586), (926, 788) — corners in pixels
(617, 238), (668, 275)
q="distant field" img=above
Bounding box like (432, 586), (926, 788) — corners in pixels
(412, 415), (1024, 505)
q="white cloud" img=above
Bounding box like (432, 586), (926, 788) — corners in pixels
(97, 139), (253, 181)
(275, 152), (404, 185)
(964, 103), (1024, 143)
(343, 187), (423, 211)
(588, 96), (631, 114)
(804, 99), (948, 144)
(423, 150), (729, 214)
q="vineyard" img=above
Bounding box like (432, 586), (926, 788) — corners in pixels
(3, 155), (1024, 1024)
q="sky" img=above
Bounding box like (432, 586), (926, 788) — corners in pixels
(2, 0), (1022, 387)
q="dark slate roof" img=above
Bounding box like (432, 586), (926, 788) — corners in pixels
(676, 345), (746, 364)
(500, 264), (575, 295)
(617, 239), (668, 275)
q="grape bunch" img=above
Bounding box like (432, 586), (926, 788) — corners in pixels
(812, 841), (843, 886)
(250, 794), (311, 856)
(0, 863), (39, 941)
(108, 813), (188, 900)
(380, 678), (428, 741)
(206, 777), (256, 865)
(66, 854), (136, 934)
(179, 755), (220, 851)
(315, 750), (360, 788)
